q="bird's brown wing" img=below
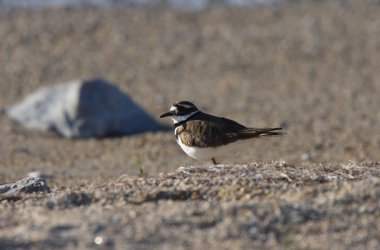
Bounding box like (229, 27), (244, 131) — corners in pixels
(179, 113), (284, 148)
(178, 119), (238, 147)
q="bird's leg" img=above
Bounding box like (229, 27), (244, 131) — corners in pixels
(212, 158), (218, 165)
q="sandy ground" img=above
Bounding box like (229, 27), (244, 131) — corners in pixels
(0, 1), (380, 249)
(1, 162), (379, 249)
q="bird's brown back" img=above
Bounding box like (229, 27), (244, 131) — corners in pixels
(176, 112), (284, 147)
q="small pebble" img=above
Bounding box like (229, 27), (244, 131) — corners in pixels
(301, 153), (312, 161)
(94, 236), (103, 245)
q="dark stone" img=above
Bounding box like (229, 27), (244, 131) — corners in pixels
(0, 177), (50, 201)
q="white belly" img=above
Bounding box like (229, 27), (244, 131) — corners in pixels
(176, 137), (253, 162)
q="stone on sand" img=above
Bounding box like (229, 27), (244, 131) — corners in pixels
(4, 79), (165, 138)
(0, 176), (50, 201)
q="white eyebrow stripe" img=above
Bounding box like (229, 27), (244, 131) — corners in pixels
(171, 110), (199, 124)
(178, 104), (192, 109)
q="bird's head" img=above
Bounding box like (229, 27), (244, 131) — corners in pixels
(160, 101), (200, 124)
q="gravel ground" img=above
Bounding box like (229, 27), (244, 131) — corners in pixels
(0, 1), (380, 249)
(1, 162), (379, 249)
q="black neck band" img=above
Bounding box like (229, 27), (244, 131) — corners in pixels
(174, 120), (186, 128)
(173, 110), (200, 128)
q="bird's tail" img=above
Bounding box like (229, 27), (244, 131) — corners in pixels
(237, 127), (286, 139)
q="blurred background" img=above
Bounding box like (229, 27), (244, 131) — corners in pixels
(0, 0), (379, 185)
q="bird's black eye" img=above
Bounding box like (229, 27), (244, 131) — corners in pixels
(173, 101), (197, 115)
(176, 105), (184, 112)
(176, 105), (190, 115)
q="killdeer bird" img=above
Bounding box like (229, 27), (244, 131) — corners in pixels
(160, 101), (285, 164)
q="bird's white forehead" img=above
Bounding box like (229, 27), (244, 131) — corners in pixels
(170, 106), (177, 111)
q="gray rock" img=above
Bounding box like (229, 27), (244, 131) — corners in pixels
(4, 79), (167, 138)
(0, 176), (50, 201)
(27, 170), (53, 179)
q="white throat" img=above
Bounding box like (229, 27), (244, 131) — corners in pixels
(170, 110), (199, 124)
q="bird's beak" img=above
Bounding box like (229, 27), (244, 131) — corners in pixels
(160, 111), (174, 118)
